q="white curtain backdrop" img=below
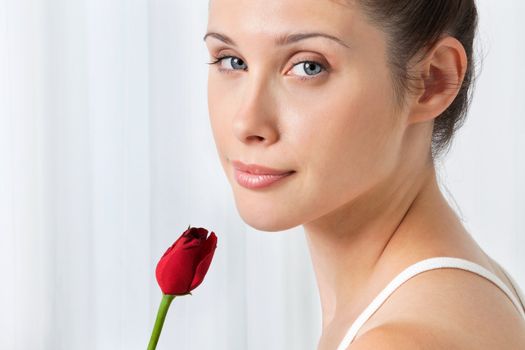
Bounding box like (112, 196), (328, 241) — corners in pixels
(0, 0), (523, 349)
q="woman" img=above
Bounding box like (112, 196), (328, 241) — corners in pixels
(203, 0), (525, 348)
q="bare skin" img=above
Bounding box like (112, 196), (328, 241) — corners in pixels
(204, 0), (525, 348)
(314, 164), (525, 349)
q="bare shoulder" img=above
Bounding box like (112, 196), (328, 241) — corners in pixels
(349, 317), (525, 350)
(348, 322), (448, 350)
(348, 268), (525, 349)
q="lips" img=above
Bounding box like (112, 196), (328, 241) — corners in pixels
(231, 160), (295, 176)
(233, 168), (294, 189)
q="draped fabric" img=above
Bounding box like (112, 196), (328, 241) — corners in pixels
(0, 0), (523, 349)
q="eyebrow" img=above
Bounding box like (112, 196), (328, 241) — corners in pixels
(202, 31), (350, 49)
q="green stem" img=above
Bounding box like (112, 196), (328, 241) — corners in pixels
(147, 294), (176, 350)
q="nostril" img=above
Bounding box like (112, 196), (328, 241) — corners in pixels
(247, 135), (264, 142)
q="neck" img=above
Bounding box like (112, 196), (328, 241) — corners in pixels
(303, 159), (442, 331)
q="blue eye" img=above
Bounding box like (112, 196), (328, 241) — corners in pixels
(207, 56), (247, 71)
(207, 55), (328, 80)
(289, 60), (326, 79)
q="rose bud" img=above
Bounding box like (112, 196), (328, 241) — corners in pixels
(148, 225), (218, 350)
(155, 225), (218, 295)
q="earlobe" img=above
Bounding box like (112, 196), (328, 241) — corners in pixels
(407, 36), (468, 125)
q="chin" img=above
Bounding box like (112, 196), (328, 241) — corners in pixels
(234, 200), (300, 232)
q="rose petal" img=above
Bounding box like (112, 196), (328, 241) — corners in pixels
(196, 232), (217, 261)
(156, 243), (202, 294)
(189, 249), (216, 291)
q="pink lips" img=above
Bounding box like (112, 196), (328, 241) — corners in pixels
(231, 160), (295, 189)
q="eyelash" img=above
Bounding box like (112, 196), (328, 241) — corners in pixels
(206, 55), (328, 81)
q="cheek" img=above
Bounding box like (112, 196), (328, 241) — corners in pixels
(207, 70), (244, 137)
(207, 76), (233, 167)
(291, 72), (400, 207)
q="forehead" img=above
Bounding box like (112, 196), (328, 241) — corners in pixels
(207, 0), (362, 43)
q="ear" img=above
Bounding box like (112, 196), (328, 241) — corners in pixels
(406, 36), (468, 125)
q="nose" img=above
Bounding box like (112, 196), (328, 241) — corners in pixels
(232, 74), (280, 146)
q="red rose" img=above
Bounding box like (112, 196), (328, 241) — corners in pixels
(148, 226), (218, 350)
(155, 226), (218, 296)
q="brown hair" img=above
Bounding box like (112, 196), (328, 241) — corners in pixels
(355, 0), (479, 160)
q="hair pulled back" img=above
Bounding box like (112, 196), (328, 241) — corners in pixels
(357, 0), (479, 160)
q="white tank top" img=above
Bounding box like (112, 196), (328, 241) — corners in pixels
(336, 256), (525, 350)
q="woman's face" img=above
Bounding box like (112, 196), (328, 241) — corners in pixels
(205, 0), (409, 232)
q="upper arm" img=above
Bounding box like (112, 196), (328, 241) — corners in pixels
(347, 322), (444, 350)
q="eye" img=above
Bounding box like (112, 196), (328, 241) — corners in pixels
(207, 55), (247, 72)
(288, 60), (327, 80)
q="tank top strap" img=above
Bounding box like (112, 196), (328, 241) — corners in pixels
(336, 256), (525, 350)
(493, 260), (525, 313)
